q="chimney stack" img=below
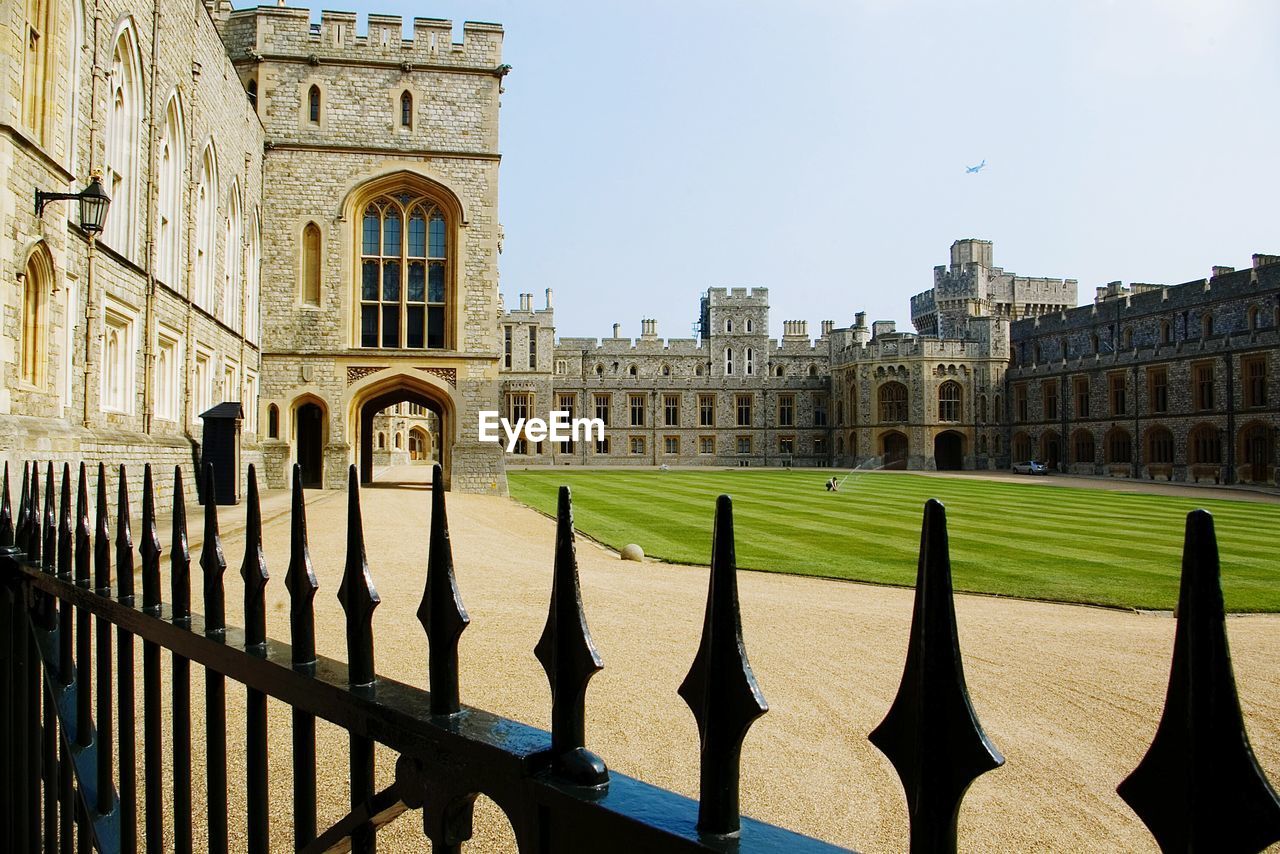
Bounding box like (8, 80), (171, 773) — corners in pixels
(854, 311), (867, 328)
(519, 293), (532, 312)
(640, 319), (657, 339)
(612, 323), (621, 339)
(1211, 266), (1235, 278)
(821, 320), (834, 336)
(545, 288), (554, 309)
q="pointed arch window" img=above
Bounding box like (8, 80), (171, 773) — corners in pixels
(245, 209), (261, 343)
(938, 381), (962, 422)
(223, 182), (243, 331)
(21, 246), (53, 387)
(247, 78), (258, 110)
(400, 91), (413, 128)
(21, 0), (53, 142)
(745, 347), (754, 376)
(104, 25), (142, 257)
(308, 85), (321, 123)
(157, 95), (185, 286)
(194, 144), (218, 309)
(359, 194), (449, 349)
(724, 347), (733, 375)
(302, 222), (322, 306)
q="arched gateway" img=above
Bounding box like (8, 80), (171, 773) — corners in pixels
(349, 372), (455, 488)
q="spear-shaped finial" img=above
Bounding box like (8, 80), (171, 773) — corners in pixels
(417, 463), (469, 715)
(42, 461), (55, 572)
(94, 464), (111, 596)
(57, 462), (73, 579)
(241, 466), (269, 649)
(75, 462), (91, 586)
(338, 466), (379, 687)
(1118, 510), (1280, 852)
(172, 467), (192, 625)
(533, 486), (607, 787)
(0, 461), (15, 551)
(200, 464), (227, 633)
(869, 499), (1004, 854)
(116, 466), (134, 602)
(15, 461), (31, 554)
(285, 464), (319, 668)
(140, 464), (162, 614)
(678, 494), (768, 835)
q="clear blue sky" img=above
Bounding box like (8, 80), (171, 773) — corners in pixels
(297, 0), (1280, 340)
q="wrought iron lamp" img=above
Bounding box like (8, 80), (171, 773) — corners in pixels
(34, 177), (111, 235)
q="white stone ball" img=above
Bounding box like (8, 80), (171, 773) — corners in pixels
(620, 543), (644, 562)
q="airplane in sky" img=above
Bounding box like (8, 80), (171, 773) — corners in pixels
(966, 160), (987, 174)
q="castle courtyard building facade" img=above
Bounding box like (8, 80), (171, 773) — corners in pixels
(2, 0), (1275, 493)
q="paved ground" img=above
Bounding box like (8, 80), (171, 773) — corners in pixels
(133, 464), (1278, 852)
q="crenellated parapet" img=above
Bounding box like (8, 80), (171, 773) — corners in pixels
(222, 7), (504, 71)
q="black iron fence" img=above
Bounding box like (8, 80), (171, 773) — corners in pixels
(0, 459), (1277, 853)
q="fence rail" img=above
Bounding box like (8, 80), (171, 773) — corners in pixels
(1, 459), (1278, 853)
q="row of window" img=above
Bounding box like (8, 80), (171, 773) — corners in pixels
(300, 85), (419, 130)
(1017, 305), (1278, 365)
(1011, 422), (1269, 468)
(1012, 360), (1268, 423)
(507, 434), (830, 457)
(97, 297), (257, 431)
(507, 392), (830, 428)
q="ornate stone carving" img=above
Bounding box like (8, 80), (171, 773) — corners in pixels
(346, 366), (387, 385)
(417, 367), (457, 388)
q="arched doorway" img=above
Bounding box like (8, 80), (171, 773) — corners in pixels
(352, 375), (452, 487)
(934, 430), (964, 471)
(1040, 430), (1061, 471)
(1238, 422), (1273, 483)
(295, 401), (326, 488)
(882, 431), (908, 470)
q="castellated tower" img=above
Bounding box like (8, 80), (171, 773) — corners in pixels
(703, 288), (771, 379)
(220, 8), (509, 493)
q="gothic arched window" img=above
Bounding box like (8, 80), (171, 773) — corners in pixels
(938, 381), (962, 422)
(21, 0), (53, 142)
(20, 246), (53, 387)
(302, 222), (322, 306)
(359, 194), (449, 349)
(157, 94), (185, 286)
(878, 382), (908, 423)
(400, 91), (413, 128)
(194, 143), (218, 309)
(104, 24), (142, 258)
(223, 180), (242, 330)
(308, 85), (321, 123)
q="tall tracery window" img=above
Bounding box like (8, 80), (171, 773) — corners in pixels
(157, 95), (185, 286)
(359, 194), (448, 349)
(21, 0), (53, 142)
(21, 247), (52, 387)
(222, 181), (242, 331)
(104, 25), (142, 257)
(724, 347), (733, 375)
(938, 381), (962, 422)
(400, 91), (413, 128)
(245, 209), (261, 343)
(878, 382), (908, 422)
(194, 144), (218, 309)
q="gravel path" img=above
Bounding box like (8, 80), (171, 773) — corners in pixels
(132, 465), (1277, 852)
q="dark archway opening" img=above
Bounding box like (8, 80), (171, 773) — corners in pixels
(296, 402), (326, 488)
(358, 387), (446, 487)
(1041, 432), (1061, 471)
(934, 431), (964, 471)
(882, 431), (908, 470)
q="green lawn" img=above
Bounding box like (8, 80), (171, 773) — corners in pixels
(506, 469), (1280, 613)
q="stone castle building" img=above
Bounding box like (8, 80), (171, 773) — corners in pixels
(2, 0), (1275, 494)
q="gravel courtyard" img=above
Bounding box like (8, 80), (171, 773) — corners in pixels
(137, 465), (1278, 852)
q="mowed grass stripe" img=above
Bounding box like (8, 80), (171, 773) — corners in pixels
(507, 470), (1280, 612)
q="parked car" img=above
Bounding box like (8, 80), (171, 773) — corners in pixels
(1012, 460), (1048, 475)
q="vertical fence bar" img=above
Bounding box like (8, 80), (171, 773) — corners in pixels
(199, 465), (228, 854)
(116, 467), (138, 854)
(170, 468), (193, 854)
(338, 466), (379, 854)
(42, 462), (56, 854)
(57, 464), (73, 854)
(284, 464), (319, 848)
(241, 467), (270, 854)
(678, 494), (769, 836)
(93, 465), (113, 820)
(73, 464), (91, 854)
(0, 462), (16, 850)
(140, 465), (164, 854)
